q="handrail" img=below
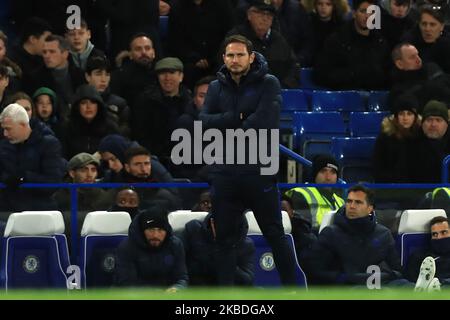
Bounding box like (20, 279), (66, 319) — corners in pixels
(279, 145), (346, 184)
(279, 144), (312, 167)
(442, 155), (450, 183)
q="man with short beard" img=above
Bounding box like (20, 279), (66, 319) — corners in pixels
(115, 207), (188, 291)
(110, 33), (157, 111)
(117, 146), (181, 211)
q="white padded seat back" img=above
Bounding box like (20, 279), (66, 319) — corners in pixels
(81, 211), (131, 236)
(245, 211), (292, 234)
(5, 211), (65, 236)
(398, 209), (447, 233)
(168, 210), (208, 233)
(319, 210), (338, 234)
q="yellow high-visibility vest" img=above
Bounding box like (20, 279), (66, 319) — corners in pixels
(432, 187), (450, 199)
(285, 187), (345, 227)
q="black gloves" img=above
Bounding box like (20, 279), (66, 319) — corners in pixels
(4, 175), (24, 189)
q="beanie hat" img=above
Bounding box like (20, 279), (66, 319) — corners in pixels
(393, 94), (419, 116)
(312, 154), (339, 180)
(68, 152), (99, 170)
(422, 100), (448, 122)
(32, 87), (57, 106)
(98, 134), (138, 163)
(139, 207), (171, 232)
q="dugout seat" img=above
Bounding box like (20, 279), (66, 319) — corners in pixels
(245, 211), (307, 287)
(79, 211), (131, 288)
(168, 210), (209, 236)
(397, 209), (447, 267)
(0, 211), (70, 289)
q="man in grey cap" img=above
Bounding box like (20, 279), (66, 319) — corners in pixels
(132, 56), (192, 163)
(410, 100), (450, 182)
(53, 152), (112, 213)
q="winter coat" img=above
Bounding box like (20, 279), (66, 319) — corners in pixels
(199, 52), (280, 175)
(373, 115), (422, 182)
(379, 0), (416, 49)
(409, 128), (450, 183)
(114, 212), (188, 288)
(110, 60), (157, 111)
(305, 207), (403, 285)
(132, 84), (192, 159)
(182, 213), (255, 286)
(64, 84), (119, 158)
(389, 63), (450, 112)
(403, 27), (450, 74)
(0, 119), (65, 211)
(314, 21), (390, 90)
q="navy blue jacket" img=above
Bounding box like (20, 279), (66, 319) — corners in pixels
(114, 212), (188, 288)
(182, 213), (255, 286)
(305, 207), (403, 285)
(199, 52), (280, 174)
(0, 120), (65, 211)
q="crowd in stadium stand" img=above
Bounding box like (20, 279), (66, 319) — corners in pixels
(0, 0), (449, 290)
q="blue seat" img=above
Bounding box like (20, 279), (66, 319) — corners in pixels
(396, 209), (447, 266)
(331, 137), (377, 182)
(79, 211), (131, 288)
(299, 68), (327, 90)
(159, 15), (169, 40)
(311, 90), (365, 114)
(0, 211), (70, 289)
(367, 91), (390, 112)
(348, 112), (389, 137)
(281, 89), (309, 112)
(292, 111), (346, 159)
(245, 211), (307, 287)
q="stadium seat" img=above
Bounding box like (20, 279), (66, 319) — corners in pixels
(281, 89), (309, 112)
(348, 112), (389, 137)
(318, 210), (338, 234)
(168, 210), (209, 236)
(0, 211), (70, 289)
(79, 211), (131, 288)
(245, 211), (307, 287)
(367, 91), (390, 112)
(292, 111), (346, 159)
(311, 90), (365, 114)
(331, 137), (377, 182)
(397, 209), (447, 266)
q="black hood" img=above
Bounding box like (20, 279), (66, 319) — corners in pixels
(70, 84), (107, 121)
(128, 210), (173, 251)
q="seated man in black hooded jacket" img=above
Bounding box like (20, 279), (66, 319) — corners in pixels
(182, 212), (255, 286)
(114, 206), (188, 291)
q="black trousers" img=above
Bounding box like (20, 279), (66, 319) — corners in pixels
(209, 172), (297, 286)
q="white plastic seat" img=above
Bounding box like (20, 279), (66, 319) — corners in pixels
(245, 211), (292, 235)
(319, 210), (338, 234)
(168, 210), (209, 234)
